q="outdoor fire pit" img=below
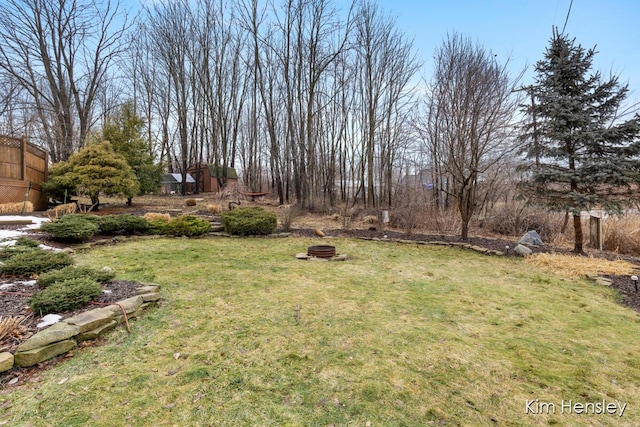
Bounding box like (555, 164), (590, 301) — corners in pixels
(307, 245), (336, 258)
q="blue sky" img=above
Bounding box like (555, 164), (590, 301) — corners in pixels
(375, 0), (640, 102)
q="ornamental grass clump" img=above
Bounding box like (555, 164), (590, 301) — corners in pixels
(37, 265), (116, 288)
(221, 207), (277, 236)
(29, 278), (103, 315)
(0, 249), (74, 277)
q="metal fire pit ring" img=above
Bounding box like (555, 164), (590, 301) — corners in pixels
(307, 245), (336, 258)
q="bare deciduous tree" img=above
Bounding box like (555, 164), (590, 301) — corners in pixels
(422, 33), (522, 240)
(0, 0), (131, 162)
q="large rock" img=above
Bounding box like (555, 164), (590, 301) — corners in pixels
(514, 244), (533, 256)
(519, 230), (544, 246)
(14, 339), (77, 367)
(0, 352), (14, 373)
(16, 322), (79, 352)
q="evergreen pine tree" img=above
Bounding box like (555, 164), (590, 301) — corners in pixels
(519, 29), (640, 253)
(42, 141), (140, 210)
(102, 101), (163, 204)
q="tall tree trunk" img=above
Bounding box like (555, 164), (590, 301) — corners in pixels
(573, 213), (583, 253)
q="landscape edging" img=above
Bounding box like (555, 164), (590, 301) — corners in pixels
(1, 284), (161, 373)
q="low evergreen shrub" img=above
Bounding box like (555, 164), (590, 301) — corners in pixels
(0, 249), (74, 276)
(163, 215), (211, 237)
(147, 219), (170, 235)
(98, 214), (149, 234)
(14, 237), (41, 248)
(40, 214), (99, 242)
(29, 278), (102, 315)
(221, 207), (277, 236)
(37, 265), (116, 288)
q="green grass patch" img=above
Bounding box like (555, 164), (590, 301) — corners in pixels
(3, 238), (640, 426)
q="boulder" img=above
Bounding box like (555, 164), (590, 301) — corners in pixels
(519, 230), (544, 246)
(513, 244), (533, 256)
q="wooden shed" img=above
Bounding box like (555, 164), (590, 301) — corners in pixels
(161, 172), (196, 195)
(187, 164), (238, 193)
(0, 135), (49, 210)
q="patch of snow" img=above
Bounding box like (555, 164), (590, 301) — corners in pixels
(0, 283), (13, 290)
(0, 216), (50, 241)
(17, 280), (37, 286)
(37, 314), (63, 328)
(0, 231), (24, 240)
(0, 238), (20, 246)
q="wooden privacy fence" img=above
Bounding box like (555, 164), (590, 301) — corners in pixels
(0, 135), (49, 210)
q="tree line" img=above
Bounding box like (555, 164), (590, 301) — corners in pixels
(1, 0), (639, 251)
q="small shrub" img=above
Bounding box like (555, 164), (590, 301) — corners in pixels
(279, 206), (302, 232)
(0, 249), (74, 276)
(29, 278), (102, 315)
(163, 215), (211, 237)
(40, 214), (99, 242)
(147, 219), (170, 235)
(185, 198), (197, 207)
(14, 237), (40, 248)
(143, 212), (171, 222)
(98, 214), (149, 234)
(221, 207), (277, 236)
(37, 265), (116, 288)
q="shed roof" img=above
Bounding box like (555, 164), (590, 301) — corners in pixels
(190, 164), (238, 180)
(162, 173), (195, 184)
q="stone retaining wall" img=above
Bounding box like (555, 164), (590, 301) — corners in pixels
(0, 284), (161, 373)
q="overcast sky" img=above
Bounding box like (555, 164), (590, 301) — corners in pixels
(375, 0), (640, 102)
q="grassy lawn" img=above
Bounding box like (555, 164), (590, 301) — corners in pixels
(3, 237), (640, 426)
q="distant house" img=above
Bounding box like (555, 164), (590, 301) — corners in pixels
(161, 173), (195, 195)
(187, 163), (238, 193)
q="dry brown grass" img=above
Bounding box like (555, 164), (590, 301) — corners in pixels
(0, 202), (33, 214)
(45, 202), (76, 220)
(0, 316), (29, 348)
(143, 212), (171, 222)
(525, 252), (637, 278)
(206, 204), (222, 214)
(603, 215), (640, 256)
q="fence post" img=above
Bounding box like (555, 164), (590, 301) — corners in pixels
(589, 215), (603, 251)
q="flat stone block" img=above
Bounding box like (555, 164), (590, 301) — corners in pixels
(17, 322), (80, 352)
(138, 292), (161, 303)
(0, 352), (14, 373)
(64, 308), (115, 334)
(136, 285), (160, 294)
(77, 320), (118, 342)
(295, 253), (311, 259)
(105, 296), (143, 315)
(14, 339), (77, 367)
